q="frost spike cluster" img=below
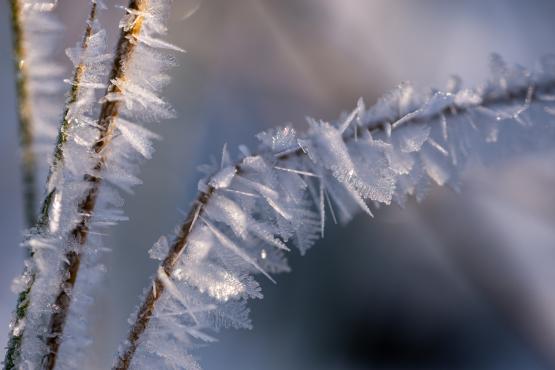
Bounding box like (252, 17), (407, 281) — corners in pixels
(119, 55), (555, 369)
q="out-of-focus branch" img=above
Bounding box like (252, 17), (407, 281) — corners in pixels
(10, 0), (38, 229)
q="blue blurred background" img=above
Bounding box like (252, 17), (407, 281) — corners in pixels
(2, 1), (555, 369)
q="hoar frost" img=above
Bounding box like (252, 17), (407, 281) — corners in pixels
(13, 1), (183, 369)
(121, 55), (555, 369)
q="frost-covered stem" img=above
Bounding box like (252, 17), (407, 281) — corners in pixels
(38, 1), (98, 229)
(10, 0), (38, 229)
(113, 189), (214, 370)
(115, 77), (555, 369)
(3, 4), (100, 369)
(42, 1), (149, 369)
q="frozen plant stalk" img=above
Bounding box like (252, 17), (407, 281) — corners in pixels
(5, 0), (65, 368)
(8, 0), (63, 228)
(9, 0), (37, 228)
(9, 0), (182, 369)
(115, 55), (555, 370)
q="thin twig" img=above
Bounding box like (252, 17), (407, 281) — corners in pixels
(37, 1), (99, 229)
(114, 79), (555, 369)
(42, 1), (149, 369)
(3, 3), (100, 369)
(10, 0), (37, 229)
(113, 190), (213, 370)
(4, 7), (35, 368)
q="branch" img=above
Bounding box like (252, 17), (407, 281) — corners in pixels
(9, 0), (38, 229)
(37, 1), (99, 230)
(115, 64), (555, 369)
(114, 189), (214, 370)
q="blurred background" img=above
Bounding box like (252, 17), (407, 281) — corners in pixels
(2, 0), (555, 369)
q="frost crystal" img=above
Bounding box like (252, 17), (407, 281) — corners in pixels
(149, 236), (170, 261)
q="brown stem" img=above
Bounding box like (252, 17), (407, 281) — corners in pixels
(3, 3), (100, 370)
(41, 1), (149, 369)
(114, 79), (555, 369)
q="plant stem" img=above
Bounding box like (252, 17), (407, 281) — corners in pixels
(3, 3), (100, 369)
(113, 189), (214, 370)
(37, 1), (99, 229)
(10, 0), (37, 229)
(4, 1), (39, 368)
(114, 79), (555, 369)
(42, 1), (149, 369)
